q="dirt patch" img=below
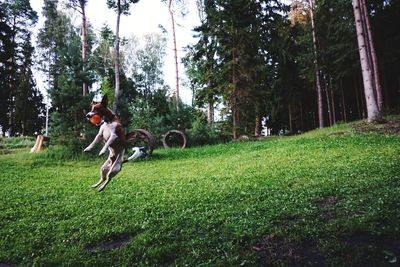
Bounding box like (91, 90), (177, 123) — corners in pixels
(254, 234), (326, 266)
(352, 118), (400, 134)
(317, 196), (340, 221)
(317, 196), (339, 209)
(326, 131), (348, 137)
(340, 233), (400, 266)
(86, 233), (133, 253)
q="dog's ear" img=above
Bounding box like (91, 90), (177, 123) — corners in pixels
(101, 94), (108, 107)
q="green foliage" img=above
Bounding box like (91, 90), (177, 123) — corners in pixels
(100, 79), (115, 105)
(106, 0), (139, 15)
(187, 114), (228, 146)
(0, 0), (44, 136)
(36, 0), (96, 150)
(0, 122), (399, 265)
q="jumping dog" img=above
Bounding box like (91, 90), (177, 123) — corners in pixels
(84, 94), (143, 191)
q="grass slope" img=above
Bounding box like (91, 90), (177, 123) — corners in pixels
(0, 121), (399, 266)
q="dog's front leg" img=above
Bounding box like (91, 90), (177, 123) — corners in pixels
(84, 134), (103, 152)
(99, 133), (117, 156)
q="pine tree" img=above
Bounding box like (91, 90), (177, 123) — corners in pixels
(308, 0), (324, 128)
(0, 3), (13, 135)
(352, 0), (381, 122)
(38, 0), (92, 147)
(0, 0), (43, 136)
(65, 0), (90, 96)
(106, 0), (140, 113)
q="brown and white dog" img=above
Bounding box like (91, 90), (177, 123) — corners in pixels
(84, 94), (143, 191)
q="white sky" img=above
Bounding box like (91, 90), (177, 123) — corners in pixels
(30, 0), (201, 104)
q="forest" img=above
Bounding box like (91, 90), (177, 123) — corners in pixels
(0, 0), (399, 146)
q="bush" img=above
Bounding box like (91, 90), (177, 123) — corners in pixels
(187, 116), (219, 146)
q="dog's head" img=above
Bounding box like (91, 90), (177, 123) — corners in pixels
(86, 95), (113, 126)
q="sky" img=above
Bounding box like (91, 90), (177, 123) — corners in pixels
(30, 0), (201, 104)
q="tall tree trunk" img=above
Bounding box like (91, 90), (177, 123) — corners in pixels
(232, 47), (238, 140)
(168, 0), (180, 111)
(300, 101), (304, 131)
(309, 0), (324, 128)
(81, 1), (88, 96)
(354, 74), (362, 119)
(8, 15), (17, 137)
(325, 80), (332, 126)
(352, 0), (381, 122)
(8, 100), (14, 137)
(255, 113), (261, 136)
(340, 79), (347, 122)
(288, 103), (293, 132)
(330, 79), (336, 124)
(360, 0), (383, 111)
(113, 0), (121, 112)
(207, 94), (214, 128)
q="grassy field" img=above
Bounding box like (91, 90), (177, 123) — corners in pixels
(0, 119), (399, 266)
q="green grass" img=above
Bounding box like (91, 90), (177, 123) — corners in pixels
(0, 121), (399, 266)
(0, 136), (35, 154)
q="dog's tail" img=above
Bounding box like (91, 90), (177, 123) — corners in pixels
(123, 147), (146, 163)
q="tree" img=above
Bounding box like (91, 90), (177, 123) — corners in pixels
(352, 0), (381, 122)
(13, 34), (45, 135)
(308, 0), (324, 128)
(126, 33), (169, 132)
(64, 0), (90, 96)
(91, 24), (115, 80)
(0, 0), (43, 136)
(161, 0), (187, 111)
(127, 33), (167, 101)
(38, 0), (92, 147)
(359, 0), (383, 111)
(167, 0), (181, 110)
(0, 3), (13, 135)
(106, 0), (139, 113)
(184, 0), (220, 127)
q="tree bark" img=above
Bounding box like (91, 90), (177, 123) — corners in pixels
(300, 101), (304, 131)
(330, 79), (336, 124)
(359, 0), (383, 111)
(325, 79), (332, 126)
(340, 79), (347, 122)
(232, 47), (238, 140)
(81, 1), (88, 96)
(352, 0), (381, 122)
(168, 0), (180, 111)
(255, 113), (261, 136)
(288, 103), (293, 132)
(113, 0), (121, 112)
(354, 74), (362, 119)
(8, 15), (17, 137)
(207, 94), (214, 128)
(309, 0), (324, 128)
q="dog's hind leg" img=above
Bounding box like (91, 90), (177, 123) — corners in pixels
(98, 150), (124, 191)
(92, 158), (112, 188)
